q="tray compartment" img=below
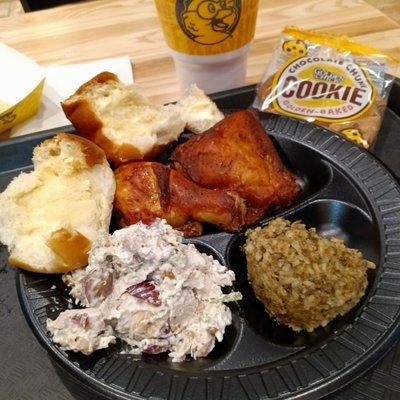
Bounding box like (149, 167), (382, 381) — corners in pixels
(269, 136), (333, 207)
(66, 314), (242, 374)
(182, 135), (335, 237)
(225, 199), (379, 350)
(21, 240), (242, 373)
(286, 199), (380, 265)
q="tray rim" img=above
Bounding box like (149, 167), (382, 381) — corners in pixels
(14, 109), (400, 400)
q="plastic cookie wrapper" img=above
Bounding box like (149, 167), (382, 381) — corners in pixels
(253, 26), (399, 149)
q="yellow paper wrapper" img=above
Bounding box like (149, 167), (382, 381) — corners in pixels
(0, 44), (44, 136)
(0, 80), (44, 133)
(154, 0), (259, 56)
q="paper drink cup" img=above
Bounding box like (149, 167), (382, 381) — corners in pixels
(154, 0), (259, 93)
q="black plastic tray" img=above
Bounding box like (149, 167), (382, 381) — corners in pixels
(1, 82), (400, 400)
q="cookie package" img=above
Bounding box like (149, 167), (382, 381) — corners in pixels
(254, 26), (399, 149)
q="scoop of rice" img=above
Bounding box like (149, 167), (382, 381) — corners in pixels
(244, 218), (375, 332)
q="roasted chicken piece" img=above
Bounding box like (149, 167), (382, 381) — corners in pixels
(114, 162), (246, 236)
(171, 110), (300, 223)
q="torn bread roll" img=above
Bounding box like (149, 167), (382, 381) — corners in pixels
(61, 72), (223, 164)
(61, 72), (185, 165)
(0, 133), (115, 274)
(178, 84), (224, 134)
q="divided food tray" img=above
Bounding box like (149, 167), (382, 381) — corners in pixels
(1, 82), (400, 400)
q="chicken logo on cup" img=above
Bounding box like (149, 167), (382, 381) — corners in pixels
(177, 0), (241, 45)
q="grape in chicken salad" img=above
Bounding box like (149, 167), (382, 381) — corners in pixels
(47, 219), (241, 362)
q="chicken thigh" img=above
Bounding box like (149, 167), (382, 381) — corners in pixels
(171, 110), (300, 223)
(114, 162), (246, 236)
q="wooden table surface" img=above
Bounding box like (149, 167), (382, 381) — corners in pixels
(0, 0), (399, 104)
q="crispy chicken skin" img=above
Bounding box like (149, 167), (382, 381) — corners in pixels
(171, 110), (300, 223)
(114, 162), (246, 236)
